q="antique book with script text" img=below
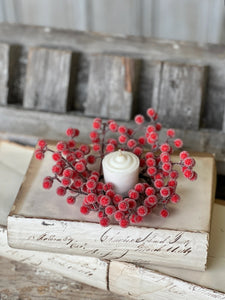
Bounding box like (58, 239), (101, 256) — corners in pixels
(7, 142), (216, 271)
(1, 141), (225, 299)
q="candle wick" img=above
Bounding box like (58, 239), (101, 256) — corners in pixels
(119, 149), (123, 156)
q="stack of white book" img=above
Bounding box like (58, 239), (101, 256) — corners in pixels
(1, 141), (225, 299)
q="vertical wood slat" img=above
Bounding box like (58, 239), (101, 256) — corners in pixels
(8, 45), (27, 105)
(23, 47), (77, 113)
(84, 55), (140, 121)
(203, 65), (225, 130)
(0, 43), (9, 105)
(152, 62), (207, 130)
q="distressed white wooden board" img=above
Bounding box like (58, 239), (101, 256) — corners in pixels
(109, 260), (225, 300)
(7, 143), (215, 271)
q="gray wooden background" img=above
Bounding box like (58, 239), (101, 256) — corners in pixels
(0, 0), (224, 44)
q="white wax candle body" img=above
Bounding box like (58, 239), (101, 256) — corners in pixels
(102, 150), (140, 196)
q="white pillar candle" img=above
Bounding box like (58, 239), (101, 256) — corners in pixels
(102, 150), (139, 195)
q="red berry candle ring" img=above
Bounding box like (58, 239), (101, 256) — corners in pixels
(35, 107), (197, 228)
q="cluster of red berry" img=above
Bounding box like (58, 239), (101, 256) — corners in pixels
(35, 108), (197, 228)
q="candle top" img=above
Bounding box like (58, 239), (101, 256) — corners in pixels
(102, 150), (139, 173)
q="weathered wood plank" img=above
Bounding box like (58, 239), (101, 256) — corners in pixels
(7, 45), (27, 105)
(152, 62), (206, 130)
(0, 43), (9, 105)
(23, 47), (75, 113)
(84, 54), (140, 120)
(73, 53), (90, 112)
(137, 60), (160, 116)
(203, 65), (225, 130)
(0, 256), (124, 300)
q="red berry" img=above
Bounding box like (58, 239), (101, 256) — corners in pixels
(42, 177), (53, 189)
(73, 178), (83, 189)
(162, 162), (172, 172)
(89, 131), (99, 140)
(106, 143), (115, 153)
(86, 179), (97, 190)
(127, 128), (134, 136)
(183, 168), (193, 179)
(74, 162), (86, 172)
(80, 206), (90, 215)
(118, 200), (129, 211)
(135, 183), (145, 193)
(52, 152), (61, 161)
(160, 143), (170, 152)
(174, 139), (183, 148)
(146, 158), (156, 167)
(128, 199), (137, 209)
(38, 139), (47, 149)
(160, 209), (169, 218)
(109, 122), (118, 132)
(169, 170), (178, 179)
(67, 196), (76, 205)
(92, 119), (101, 129)
(105, 205), (116, 216)
(138, 136), (146, 145)
(107, 138), (118, 146)
(127, 139), (137, 149)
(133, 146), (143, 157)
(96, 182), (104, 192)
(87, 155), (96, 164)
(114, 211), (124, 221)
(61, 177), (71, 187)
(167, 129), (175, 138)
(137, 206), (148, 217)
(135, 114), (145, 125)
(171, 194), (180, 203)
(168, 179), (177, 187)
(113, 194), (123, 204)
(87, 193), (97, 204)
(100, 217), (110, 227)
(147, 108), (156, 117)
(66, 128), (75, 137)
(119, 219), (129, 228)
(150, 132), (158, 141)
(35, 149), (45, 160)
(128, 189), (139, 200)
(67, 139), (76, 149)
(98, 211), (104, 219)
(52, 164), (62, 175)
(135, 215), (143, 223)
(118, 135), (127, 144)
(118, 125), (127, 134)
(184, 157), (195, 167)
(100, 195), (111, 207)
(56, 141), (67, 151)
(160, 152), (170, 163)
(147, 167), (157, 176)
(145, 195), (157, 206)
(106, 189), (115, 199)
(79, 144), (90, 155)
(56, 186), (67, 196)
(154, 179), (164, 189)
(189, 171), (198, 181)
(180, 151), (189, 160)
(145, 187), (155, 196)
(155, 123), (162, 131)
(160, 187), (170, 198)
